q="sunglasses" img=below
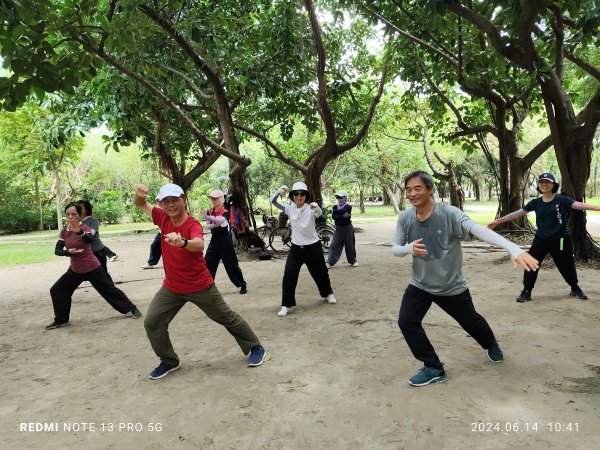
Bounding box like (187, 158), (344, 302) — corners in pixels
(292, 191), (306, 197)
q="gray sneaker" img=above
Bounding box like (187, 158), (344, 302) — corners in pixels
(409, 366), (447, 387)
(141, 264), (155, 269)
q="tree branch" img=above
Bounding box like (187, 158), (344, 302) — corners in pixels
(304, 0), (336, 147)
(232, 122), (307, 173)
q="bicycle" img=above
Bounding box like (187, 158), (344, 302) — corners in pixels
(255, 213), (278, 241)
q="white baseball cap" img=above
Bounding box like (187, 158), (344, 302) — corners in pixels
(335, 190), (348, 198)
(156, 183), (184, 201)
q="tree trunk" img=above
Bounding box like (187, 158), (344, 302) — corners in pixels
(472, 177), (481, 201)
(383, 184), (400, 214)
(305, 155), (327, 206)
(53, 169), (62, 231)
(35, 175), (43, 231)
(359, 187), (365, 214)
(541, 90), (598, 259)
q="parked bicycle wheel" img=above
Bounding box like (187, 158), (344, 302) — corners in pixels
(269, 226), (292, 253)
(256, 225), (269, 240)
(317, 227), (334, 253)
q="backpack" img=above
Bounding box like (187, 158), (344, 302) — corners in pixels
(258, 249), (272, 260)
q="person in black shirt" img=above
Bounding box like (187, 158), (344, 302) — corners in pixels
(488, 173), (600, 302)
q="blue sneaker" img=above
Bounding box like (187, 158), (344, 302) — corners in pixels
(247, 345), (266, 367)
(409, 366), (447, 387)
(487, 344), (504, 363)
(148, 361), (181, 380)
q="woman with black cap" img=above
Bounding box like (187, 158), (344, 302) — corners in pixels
(326, 189), (358, 269)
(488, 172), (600, 302)
(271, 182), (336, 316)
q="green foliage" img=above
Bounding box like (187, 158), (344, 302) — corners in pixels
(92, 191), (125, 224)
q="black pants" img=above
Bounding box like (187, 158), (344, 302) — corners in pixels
(49, 267), (137, 323)
(205, 234), (246, 289)
(524, 235), (578, 291)
(282, 241), (333, 307)
(398, 284), (497, 370)
(148, 232), (162, 265)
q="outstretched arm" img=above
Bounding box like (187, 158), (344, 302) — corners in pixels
(487, 209), (528, 229)
(572, 202), (600, 212)
(470, 224), (539, 271)
(133, 185), (154, 216)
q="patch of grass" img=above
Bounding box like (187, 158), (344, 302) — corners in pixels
(0, 242), (56, 267)
(0, 221), (158, 268)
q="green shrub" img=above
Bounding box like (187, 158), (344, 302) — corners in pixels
(94, 191), (125, 224)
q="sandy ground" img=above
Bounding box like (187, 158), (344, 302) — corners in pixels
(1, 221), (599, 450)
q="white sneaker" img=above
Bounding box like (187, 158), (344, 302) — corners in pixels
(351, 261), (359, 267)
(277, 306), (292, 317)
(108, 255), (118, 262)
(141, 264), (155, 269)
(323, 294), (336, 304)
(325, 262), (331, 269)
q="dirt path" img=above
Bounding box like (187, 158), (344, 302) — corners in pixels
(1, 222), (599, 449)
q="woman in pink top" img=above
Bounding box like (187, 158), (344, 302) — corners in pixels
(46, 202), (141, 330)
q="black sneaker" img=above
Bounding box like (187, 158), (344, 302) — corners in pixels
(569, 287), (588, 300)
(131, 308), (143, 319)
(487, 344), (504, 363)
(45, 321), (69, 330)
(516, 289), (532, 302)
(240, 285), (247, 295)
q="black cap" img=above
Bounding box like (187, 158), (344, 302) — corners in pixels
(538, 173), (556, 183)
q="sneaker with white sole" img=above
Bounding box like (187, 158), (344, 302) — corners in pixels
(351, 261), (359, 267)
(141, 264), (156, 269)
(108, 255), (118, 262)
(131, 308), (143, 319)
(247, 345), (267, 367)
(487, 344), (504, 363)
(409, 366), (447, 387)
(325, 262), (331, 269)
(323, 293), (336, 304)
(149, 361), (181, 380)
(277, 306), (292, 317)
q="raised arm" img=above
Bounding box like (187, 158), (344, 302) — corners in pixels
(270, 185), (289, 212)
(133, 184), (154, 216)
(487, 209), (528, 229)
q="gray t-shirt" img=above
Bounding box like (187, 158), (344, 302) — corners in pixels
(394, 203), (475, 296)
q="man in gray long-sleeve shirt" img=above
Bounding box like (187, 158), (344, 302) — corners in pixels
(393, 171), (539, 387)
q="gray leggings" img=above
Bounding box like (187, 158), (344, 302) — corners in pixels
(327, 224), (357, 266)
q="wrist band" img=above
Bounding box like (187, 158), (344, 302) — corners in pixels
(181, 238), (188, 248)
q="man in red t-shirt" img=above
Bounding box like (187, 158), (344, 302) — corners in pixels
(134, 183), (267, 379)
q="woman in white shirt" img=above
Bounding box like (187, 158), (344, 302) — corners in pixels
(271, 182), (336, 316)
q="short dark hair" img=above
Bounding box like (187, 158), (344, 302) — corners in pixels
(404, 170), (435, 190)
(76, 199), (93, 215)
(64, 202), (83, 215)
